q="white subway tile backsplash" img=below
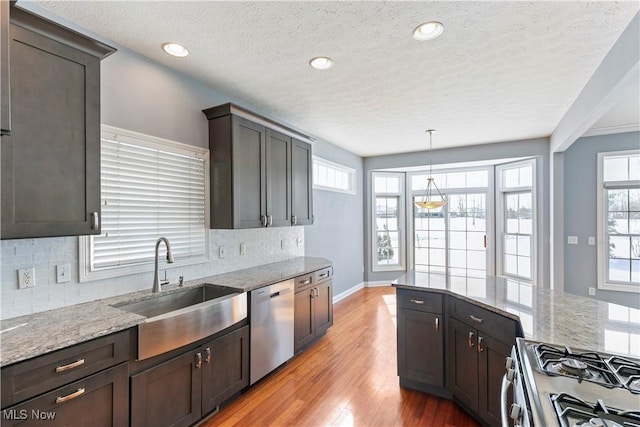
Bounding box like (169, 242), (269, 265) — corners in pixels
(1, 227), (304, 319)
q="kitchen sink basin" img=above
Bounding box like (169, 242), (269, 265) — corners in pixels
(115, 284), (247, 360)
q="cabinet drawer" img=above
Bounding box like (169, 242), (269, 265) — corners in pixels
(314, 267), (333, 284)
(1, 330), (129, 408)
(449, 298), (516, 344)
(2, 363), (129, 427)
(397, 289), (443, 314)
(294, 273), (314, 292)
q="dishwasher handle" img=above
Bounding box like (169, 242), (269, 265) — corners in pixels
(270, 291), (281, 298)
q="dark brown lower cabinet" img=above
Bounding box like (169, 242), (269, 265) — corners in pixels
(397, 309), (444, 388)
(449, 317), (480, 413)
(294, 280), (333, 353)
(131, 326), (249, 427)
(477, 333), (512, 426)
(2, 363), (128, 427)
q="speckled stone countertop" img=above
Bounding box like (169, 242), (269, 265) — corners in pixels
(0, 256), (332, 367)
(394, 271), (640, 358)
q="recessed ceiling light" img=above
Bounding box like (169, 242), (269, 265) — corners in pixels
(413, 21), (444, 41)
(309, 56), (334, 70)
(161, 42), (189, 57)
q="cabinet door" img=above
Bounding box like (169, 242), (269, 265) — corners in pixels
(1, 22), (101, 239)
(131, 351), (202, 427)
(0, 0), (9, 135)
(397, 309), (444, 388)
(478, 333), (512, 426)
(231, 116), (266, 229)
(201, 326), (249, 414)
(2, 363), (128, 427)
(294, 289), (315, 352)
(448, 318), (478, 413)
(291, 139), (313, 225)
(314, 281), (333, 337)
(265, 129), (291, 227)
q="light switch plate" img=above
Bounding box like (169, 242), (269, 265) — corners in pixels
(589, 287), (596, 296)
(281, 239), (286, 249)
(219, 246), (226, 258)
(567, 236), (578, 245)
(240, 243), (246, 255)
(56, 263), (71, 283)
(588, 236), (595, 245)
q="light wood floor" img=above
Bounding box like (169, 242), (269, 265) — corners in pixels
(203, 286), (480, 427)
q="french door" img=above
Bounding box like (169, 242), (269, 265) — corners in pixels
(412, 192), (491, 277)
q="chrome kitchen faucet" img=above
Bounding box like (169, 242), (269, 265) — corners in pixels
(152, 237), (175, 293)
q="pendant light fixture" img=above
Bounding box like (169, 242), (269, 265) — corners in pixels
(414, 129), (447, 210)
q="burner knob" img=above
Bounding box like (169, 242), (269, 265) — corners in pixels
(509, 403), (522, 421)
(505, 356), (514, 369)
(506, 368), (516, 382)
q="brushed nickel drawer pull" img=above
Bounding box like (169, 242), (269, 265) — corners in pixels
(301, 279), (311, 285)
(56, 388), (85, 404)
(470, 315), (483, 323)
(56, 358), (85, 373)
(410, 299), (424, 305)
(319, 273), (328, 278)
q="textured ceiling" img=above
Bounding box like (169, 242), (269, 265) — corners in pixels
(31, 1), (639, 156)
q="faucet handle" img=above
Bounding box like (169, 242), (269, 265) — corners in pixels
(178, 276), (184, 287)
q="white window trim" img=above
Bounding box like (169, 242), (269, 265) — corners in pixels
(313, 156), (357, 195)
(79, 125), (210, 282)
(597, 149), (640, 293)
(496, 158), (537, 284)
(372, 171), (405, 272)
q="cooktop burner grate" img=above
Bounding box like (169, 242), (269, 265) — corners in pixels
(535, 344), (621, 388)
(550, 393), (640, 427)
(609, 356), (640, 394)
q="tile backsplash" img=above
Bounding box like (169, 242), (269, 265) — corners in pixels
(1, 227), (304, 319)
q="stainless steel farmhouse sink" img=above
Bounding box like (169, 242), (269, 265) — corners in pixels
(115, 284), (247, 360)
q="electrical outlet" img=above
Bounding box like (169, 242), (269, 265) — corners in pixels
(281, 239), (287, 250)
(296, 237), (303, 247)
(588, 236), (596, 245)
(240, 243), (246, 255)
(18, 268), (36, 289)
(56, 264), (71, 283)
(589, 287), (596, 296)
(219, 246), (226, 258)
(567, 236), (578, 245)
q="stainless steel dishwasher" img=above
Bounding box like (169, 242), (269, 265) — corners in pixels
(250, 279), (294, 385)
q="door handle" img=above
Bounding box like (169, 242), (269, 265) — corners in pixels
(195, 352), (202, 369)
(56, 358), (85, 373)
(469, 315), (483, 323)
(261, 215), (267, 227)
(268, 215), (273, 226)
(468, 332), (475, 348)
(410, 299), (424, 305)
(204, 347), (211, 363)
(91, 212), (99, 230)
(435, 317), (439, 332)
(292, 215), (297, 225)
(478, 336), (484, 353)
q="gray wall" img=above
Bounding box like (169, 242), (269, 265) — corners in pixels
(563, 131), (640, 308)
(305, 141), (365, 297)
(363, 138), (551, 285)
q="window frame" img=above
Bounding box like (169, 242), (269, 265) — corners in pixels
(312, 156), (357, 195)
(79, 125), (210, 282)
(597, 149), (640, 293)
(496, 158), (537, 283)
(371, 171), (406, 272)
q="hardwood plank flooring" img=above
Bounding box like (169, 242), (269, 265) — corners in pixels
(203, 286), (480, 427)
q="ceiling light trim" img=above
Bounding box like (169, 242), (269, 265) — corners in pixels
(161, 42), (189, 57)
(309, 56), (334, 70)
(413, 21), (444, 41)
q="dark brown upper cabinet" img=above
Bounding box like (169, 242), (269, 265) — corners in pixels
(203, 103), (313, 229)
(1, 7), (115, 239)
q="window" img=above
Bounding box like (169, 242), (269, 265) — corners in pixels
(597, 150), (640, 292)
(313, 156), (356, 194)
(372, 172), (404, 271)
(80, 126), (209, 281)
(497, 160), (535, 281)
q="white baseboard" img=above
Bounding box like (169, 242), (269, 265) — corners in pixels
(333, 282), (364, 304)
(365, 281), (394, 287)
(332, 281), (396, 304)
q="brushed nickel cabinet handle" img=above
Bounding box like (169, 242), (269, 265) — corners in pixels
(195, 352), (202, 369)
(468, 332), (475, 348)
(91, 212), (99, 230)
(478, 336), (484, 353)
(435, 317), (439, 332)
(204, 347), (211, 364)
(56, 388), (85, 404)
(410, 299), (424, 305)
(301, 279), (311, 285)
(56, 358), (85, 373)
(292, 215), (297, 225)
(470, 315), (483, 323)
(319, 272), (328, 278)
(268, 215), (273, 226)
(261, 215), (267, 227)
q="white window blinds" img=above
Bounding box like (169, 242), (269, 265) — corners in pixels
(89, 129), (207, 273)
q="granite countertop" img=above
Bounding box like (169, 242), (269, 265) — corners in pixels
(393, 271), (640, 358)
(0, 256), (332, 367)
